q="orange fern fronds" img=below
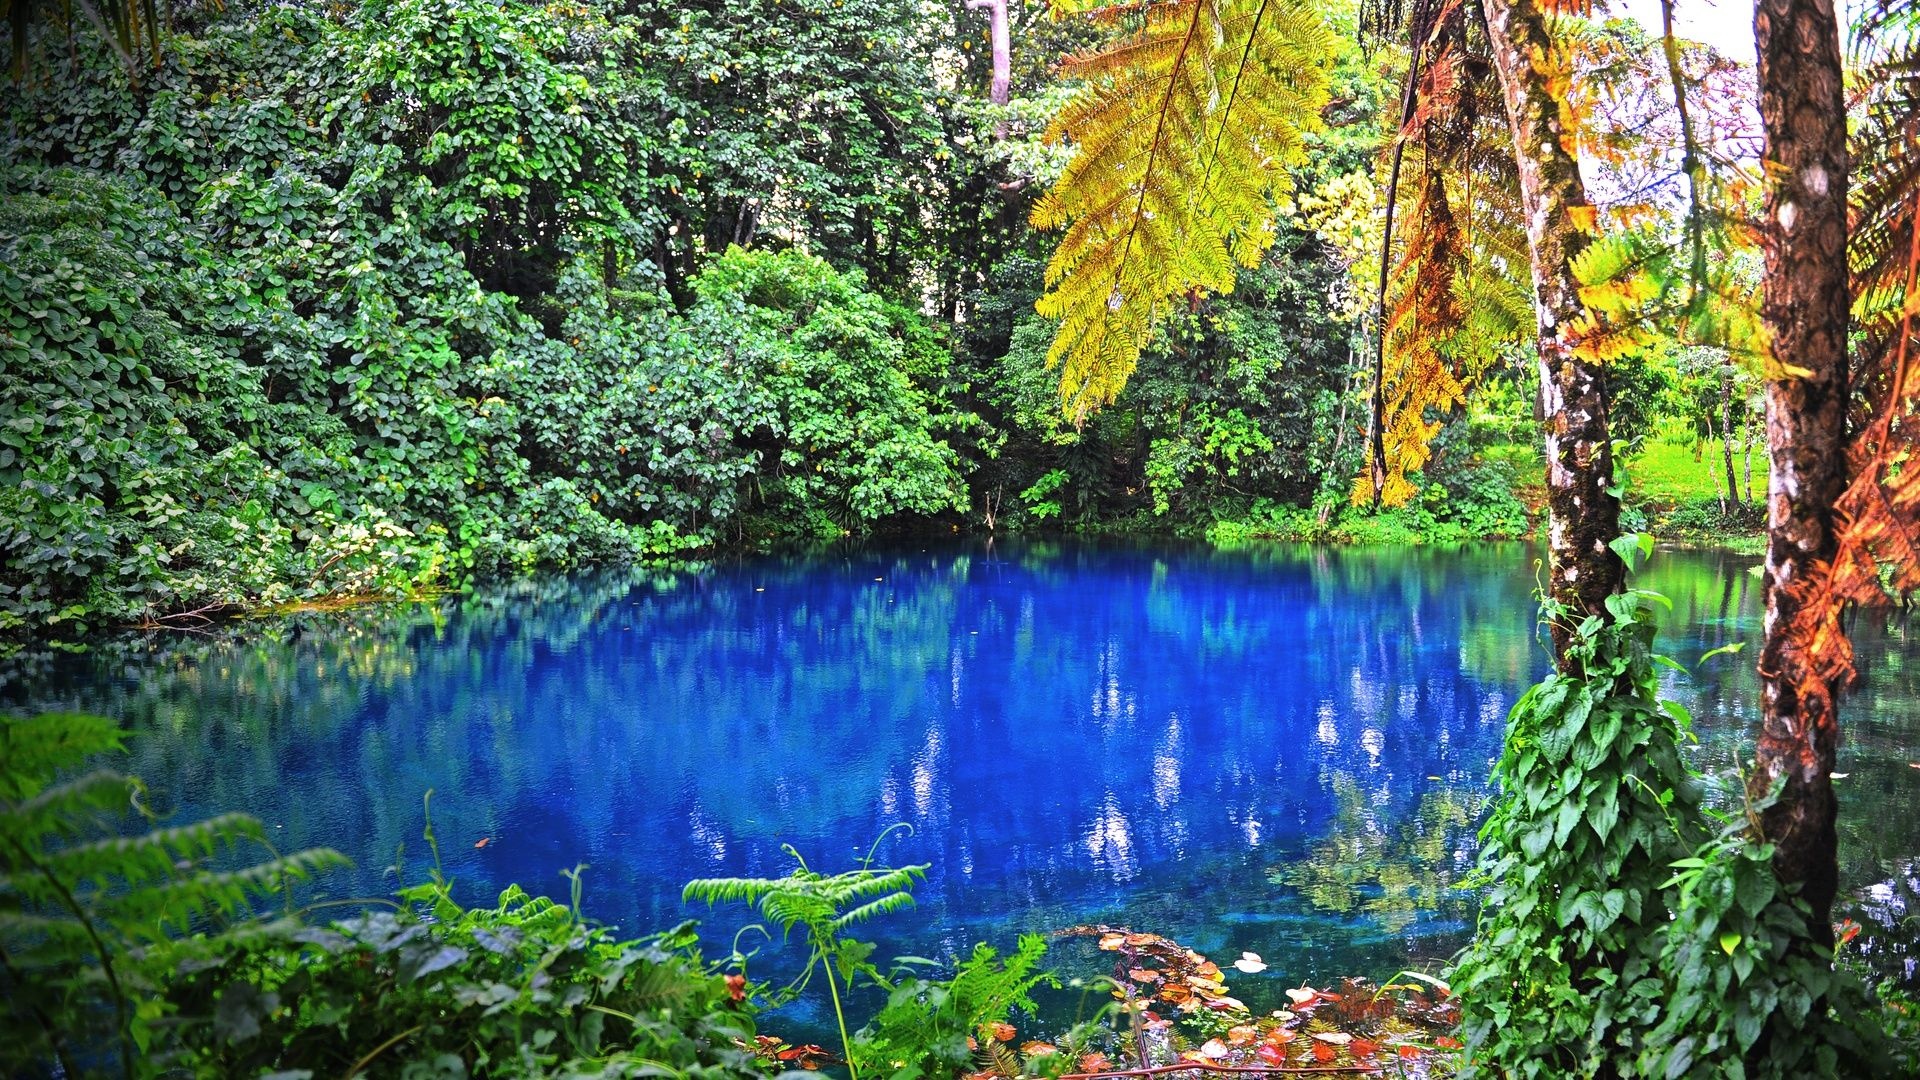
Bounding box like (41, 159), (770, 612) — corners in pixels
(1834, 184), (1920, 609)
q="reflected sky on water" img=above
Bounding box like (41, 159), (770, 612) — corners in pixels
(6, 540), (1916, 1006)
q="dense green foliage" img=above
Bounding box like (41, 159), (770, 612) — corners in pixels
(162, 857), (765, 1078)
(0, 0), (1606, 649)
(0, 0), (980, 644)
(1448, 546), (1892, 1078)
(852, 935), (1055, 1080)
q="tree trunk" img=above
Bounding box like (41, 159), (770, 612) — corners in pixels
(1722, 361), (1740, 512)
(965, 0), (1010, 105)
(1481, 0), (1624, 665)
(1744, 416), (1755, 505)
(1750, 0), (1851, 940)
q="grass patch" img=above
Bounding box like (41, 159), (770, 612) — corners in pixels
(1625, 430), (1766, 507)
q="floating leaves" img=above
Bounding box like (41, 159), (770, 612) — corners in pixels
(743, 1036), (836, 1072)
(1057, 925), (1461, 1075)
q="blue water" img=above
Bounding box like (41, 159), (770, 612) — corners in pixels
(11, 540), (1920, 1017)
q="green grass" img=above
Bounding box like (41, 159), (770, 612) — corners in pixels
(1624, 427), (1767, 507)
(1469, 428), (1767, 552)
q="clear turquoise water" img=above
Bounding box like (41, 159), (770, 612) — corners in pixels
(8, 540), (1916, 1020)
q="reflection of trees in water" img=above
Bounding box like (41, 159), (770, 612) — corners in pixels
(1640, 552), (1920, 983)
(1268, 771), (1485, 935)
(7, 541), (1917, 984)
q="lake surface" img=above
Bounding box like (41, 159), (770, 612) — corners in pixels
(6, 540), (1917, 1024)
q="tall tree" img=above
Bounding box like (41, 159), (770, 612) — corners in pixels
(1479, 0), (1623, 662)
(1747, 0), (1850, 939)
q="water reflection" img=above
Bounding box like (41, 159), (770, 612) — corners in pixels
(4, 541), (1915, 990)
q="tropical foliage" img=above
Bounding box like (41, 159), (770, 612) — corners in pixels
(1028, 0), (1335, 420)
(9, 0), (1920, 1076)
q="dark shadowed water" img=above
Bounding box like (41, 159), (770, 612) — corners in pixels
(6, 540), (1917, 1027)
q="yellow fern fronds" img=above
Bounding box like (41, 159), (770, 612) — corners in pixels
(1032, 0), (1335, 421)
(1374, 153), (1470, 504)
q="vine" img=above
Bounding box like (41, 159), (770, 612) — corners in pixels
(1449, 537), (1892, 1077)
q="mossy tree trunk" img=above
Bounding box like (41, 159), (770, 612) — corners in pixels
(1480, 0), (1624, 667)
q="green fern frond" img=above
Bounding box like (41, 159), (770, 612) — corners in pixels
(100, 849), (350, 937)
(1, 769), (138, 842)
(1, 713), (348, 1075)
(37, 812), (270, 890)
(1033, 0), (1335, 421)
(830, 892), (919, 931)
(0, 714), (125, 801)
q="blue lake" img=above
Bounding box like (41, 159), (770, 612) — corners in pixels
(8, 540), (1918, 1023)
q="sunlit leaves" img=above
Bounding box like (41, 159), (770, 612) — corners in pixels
(1031, 0), (1335, 422)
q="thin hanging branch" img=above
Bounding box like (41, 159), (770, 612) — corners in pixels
(1369, 33), (1426, 506)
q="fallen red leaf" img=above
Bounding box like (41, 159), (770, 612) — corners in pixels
(1255, 1044), (1288, 1067)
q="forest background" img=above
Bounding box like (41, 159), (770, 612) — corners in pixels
(0, 0), (1770, 649)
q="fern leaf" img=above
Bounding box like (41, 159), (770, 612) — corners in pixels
(1033, 0), (1334, 421)
(0, 714), (126, 801)
(830, 892), (919, 931)
(1, 769), (138, 844)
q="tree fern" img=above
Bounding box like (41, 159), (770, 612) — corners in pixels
(1835, 3), (1920, 613)
(1031, 0), (1335, 422)
(1346, 0), (1535, 504)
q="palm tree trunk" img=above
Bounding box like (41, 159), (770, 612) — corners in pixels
(1750, 0), (1851, 940)
(1480, 0), (1624, 666)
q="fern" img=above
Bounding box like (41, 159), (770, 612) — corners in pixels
(848, 933), (1058, 1079)
(1355, 0), (1532, 504)
(684, 839), (929, 1080)
(1032, 0), (1335, 422)
(0, 713), (346, 1077)
(1834, 6), (1920, 618)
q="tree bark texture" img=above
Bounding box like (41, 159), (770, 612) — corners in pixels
(1751, 0), (1850, 939)
(1480, 0), (1624, 664)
